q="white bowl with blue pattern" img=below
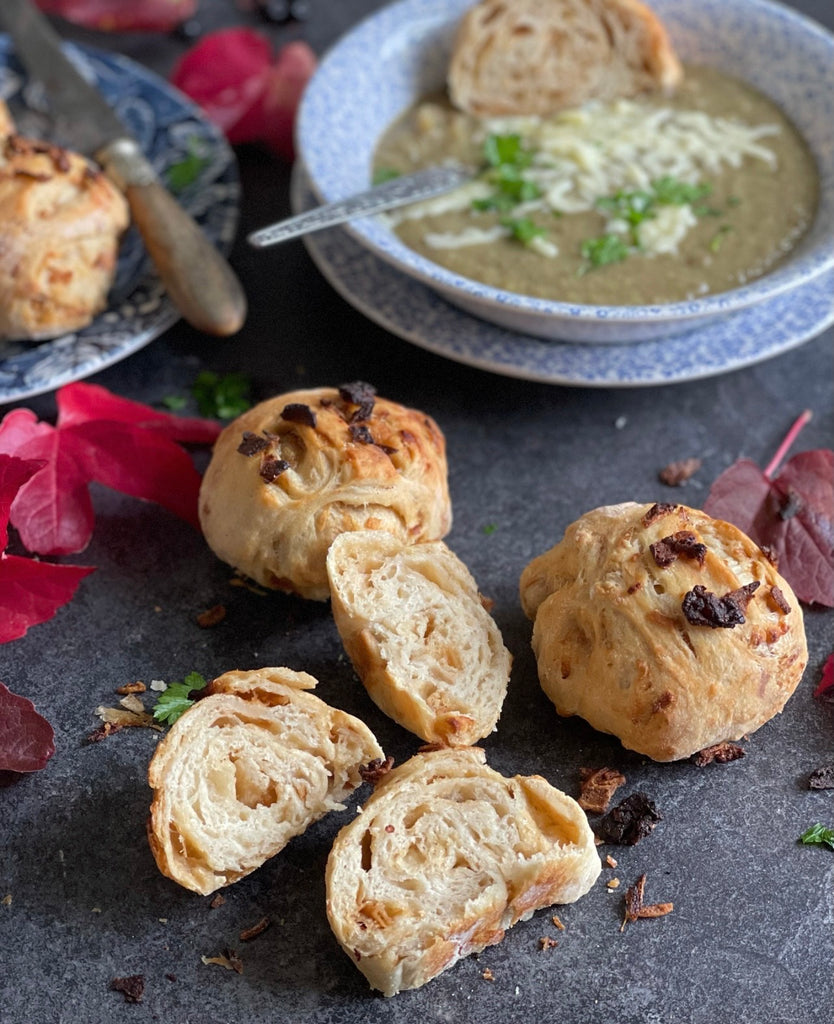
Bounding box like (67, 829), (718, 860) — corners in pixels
(297, 0), (834, 344)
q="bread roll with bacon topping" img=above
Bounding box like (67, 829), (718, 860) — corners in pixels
(0, 134), (128, 340)
(326, 747), (600, 995)
(448, 0), (682, 117)
(199, 384), (452, 600)
(147, 667), (384, 895)
(327, 531), (511, 746)
(520, 502), (807, 761)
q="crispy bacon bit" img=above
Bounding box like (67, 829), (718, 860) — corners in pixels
(280, 403), (316, 428)
(239, 916), (270, 941)
(658, 458), (702, 486)
(209, 894), (226, 909)
(760, 545), (779, 568)
(202, 950), (243, 973)
(650, 531), (707, 569)
(237, 431), (270, 457)
(627, 582), (642, 594)
(197, 604), (226, 629)
(642, 502), (678, 527)
(348, 424), (375, 445)
(111, 975), (144, 1004)
(596, 793), (661, 846)
(482, 968), (495, 981)
(338, 381), (376, 407)
(638, 902), (674, 919)
(768, 586), (791, 614)
(692, 741), (745, 766)
(359, 756), (394, 785)
(259, 457), (290, 482)
(809, 766), (834, 790)
(682, 581), (760, 628)
(115, 681), (146, 695)
(538, 937), (558, 951)
(578, 767), (627, 814)
(86, 721), (124, 743)
(621, 873), (673, 931)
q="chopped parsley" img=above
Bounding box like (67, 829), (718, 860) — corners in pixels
(651, 176), (712, 207)
(579, 233), (630, 271)
(474, 134), (541, 213)
(709, 225), (734, 253)
(482, 523), (498, 536)
(372, 166), (401, 186)
(192, 371), (251, 420)
(167, 140), (210, 191)
(152, 672), (208, 725)
(502, 216), (546, 246)
(483, 133), (533, 169)
(799, 823), (834, 850)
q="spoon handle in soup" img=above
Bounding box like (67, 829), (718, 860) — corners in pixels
(247, 165), (470, 248)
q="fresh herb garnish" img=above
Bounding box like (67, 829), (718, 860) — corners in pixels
(152, 672), (208, 725)
(596, 188), (654, 245)
(482, 523), (498, 536)
(473, 135), (541, 213)
(483, 133), (533, 169)
(709, 225), (733, 253)
(651, 176), (712, 206)
(580, 233), (630, 271)
(372, 166), (401, 185)
(799, 823), (834, 850)
(502, 216), (546, 245)
(192, 371), (251, 420)
(167, 140), (210, 190)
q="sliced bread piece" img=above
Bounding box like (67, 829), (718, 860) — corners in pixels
(326, 531), (511, 746)
(147, 667), (384, 895)
(326, 747), (601, 995)
(448, 0), (683, 117)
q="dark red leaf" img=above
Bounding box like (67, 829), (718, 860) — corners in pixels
(0, 682), (55, 772)
(35, 0), (196, 32)
(0, 554), (94, 644)
(814, 654), (834, 700)
(0, 455), (46, 550)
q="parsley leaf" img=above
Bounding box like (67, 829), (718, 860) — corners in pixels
(473, 140), (542, 213)
(192, 371), (251, 420)
(651, 176), (712, 206)
(152, 672), (208, 725)
(483, 133), (532, 169)
(372, 166), (401, 185)
(502, 217), (546, 245)
(709, 225), (734, 253)
(580, 233), (630, 270)
(799, 823), (834, 850)
(167, 140), (210, 191)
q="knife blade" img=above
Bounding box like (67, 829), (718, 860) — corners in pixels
(0, 0), (247, 337)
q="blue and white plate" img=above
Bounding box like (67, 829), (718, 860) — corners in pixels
(293, 164), (834, 387)
(0, 38), (240, 405)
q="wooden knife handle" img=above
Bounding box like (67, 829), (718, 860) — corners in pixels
(99, 139), (247, 337)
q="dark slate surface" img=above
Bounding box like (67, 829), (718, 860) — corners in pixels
(1, 2), (832, 1022)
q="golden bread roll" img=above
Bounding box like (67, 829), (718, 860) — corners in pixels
(520, 502), (807, 761)
(147, 667), (384, 895)
(0, 100), (14, 137)
(448, 0), (682, 117)
(199, 384), (452, 600)
(327, 530), (511, 746)
(0, 134), (129, 341)
(326, 747), (600, 995)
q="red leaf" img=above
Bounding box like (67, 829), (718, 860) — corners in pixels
(57, 382), (221, 445)
(814, 654), (834, 700)
(0, 455), (46, 550)
(0, 554), (94, 643)
(35, 0), (197, 32)
(0, 682), (55, 773)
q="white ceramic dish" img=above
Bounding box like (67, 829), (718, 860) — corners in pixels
(297, 0), (834, 344)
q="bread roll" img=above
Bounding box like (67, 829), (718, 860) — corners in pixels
(327, 530), (511, 746)
(0, 134), (129, 341)
(520, 502), (807, 761)
(326, 747), (600, 995)
(0, 100), (14, 138)
(448, 0), (682, 117)
(199, 384), (452, 600)
(147, 667), (384, 895)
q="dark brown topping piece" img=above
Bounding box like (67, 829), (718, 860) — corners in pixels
(86, 721), (124, 743)
(348, 423), (375, 445)
(658, 458), (702, 486)
(681, 581), (760, 628)
(111, 975), (145, 1004)
(692, 741), (745, 766)
(650, 531), (707, 569)
(538, 936), (558, 951)
(259, 457), (290, 482)
(809, 766), (834, 790)
(621, 873), (673, 931)
(359, 755), (394, 785)
(239, 916), (270, 941)
(768, 585), (791, 614)
(642, 502), (678, 527)
(578, 767), (627, 814)
(596, 793), (661, 846)
(281, 403), (316, 428)
(237, 431), (270, 457)
(196, 604), (226, 629)
(338, 381), (376, 406)
(115, 681), (146, 695)
(209, 894), (226, 909)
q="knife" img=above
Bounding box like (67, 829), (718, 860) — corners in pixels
(0, 0), (247, 337)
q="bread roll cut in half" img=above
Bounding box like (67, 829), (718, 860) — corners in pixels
(147, 667), (384, 895)
(448, 0), (682, 117)
(0, 134), (129, 341)
(520, 502), (807, 762)
(327, 531), (511, 746)
(326, 747), (600, 995)
(199, 383), (452, 600)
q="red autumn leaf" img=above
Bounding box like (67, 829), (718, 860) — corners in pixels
(0, 682), (55, 773)
(704, 412), (834, 607)
(814, 654), (834, 700)
(35, 0), (196, 32)
(171, 29), (316, 161)
(0, 454), (45, 550)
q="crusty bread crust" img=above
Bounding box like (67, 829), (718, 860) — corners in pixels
(0, 134), (128, 341)
(326, 747), (600, 995)
(147, 667), (384, 895)
(520, 502), (807, 761)
(448, 0), (683, 117)
(199, 387), (452, 601)
(327, 531), (511, 746)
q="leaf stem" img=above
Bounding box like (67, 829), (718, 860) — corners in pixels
(763, 409), (812, 480)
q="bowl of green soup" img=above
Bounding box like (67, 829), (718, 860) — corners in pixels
(297, 0), (834, 343)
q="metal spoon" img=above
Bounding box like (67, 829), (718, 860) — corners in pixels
(247, 165), (470, 248)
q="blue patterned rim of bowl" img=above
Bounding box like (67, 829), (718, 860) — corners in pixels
(297, 0), (834, 336)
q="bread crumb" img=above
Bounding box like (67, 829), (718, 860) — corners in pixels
(538, 936), (558, 951)
(115, 681), (146, 695)
(1, 894), (11, 906)
(551, 914), (565, 930)
(482, 968), (495, 981)
(201, 950), (243, 974)
(607, 878), (621, 889)
(209, 894), (226, 909)
(605, 855), (618, 868)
